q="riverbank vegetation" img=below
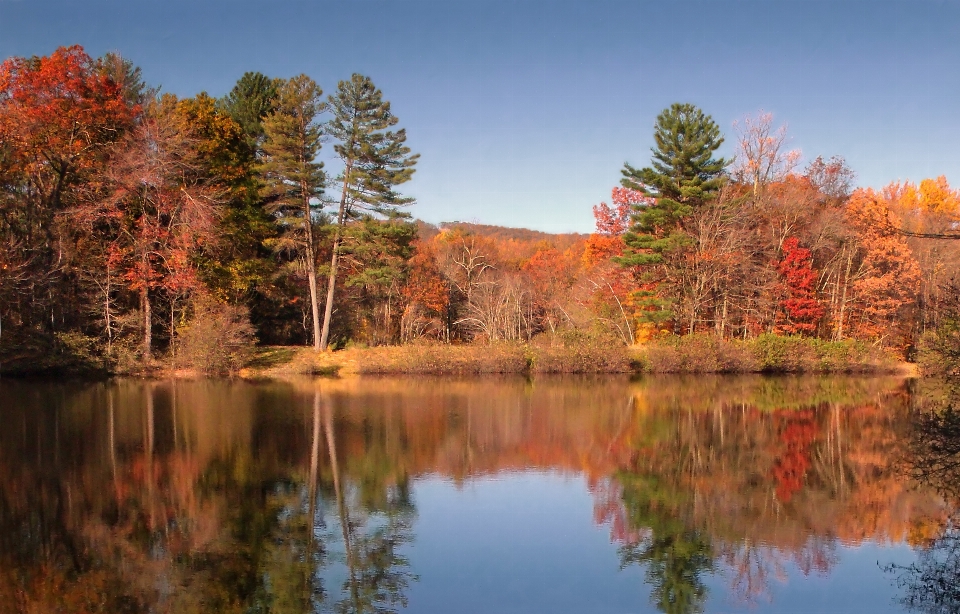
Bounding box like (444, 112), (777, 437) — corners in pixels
(1, 46), (958, 376)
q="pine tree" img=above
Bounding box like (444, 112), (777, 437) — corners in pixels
(616, 103), (728, 330)
(320, 74), (418, 350)
(220, 72), (280, 152)
(257, 75), (326, 349)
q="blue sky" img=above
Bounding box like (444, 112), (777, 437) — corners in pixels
(2, 0), (959, 232)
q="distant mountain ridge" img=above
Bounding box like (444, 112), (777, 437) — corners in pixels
(416, 220), (589, 251)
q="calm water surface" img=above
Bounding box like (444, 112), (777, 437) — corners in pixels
(1, 375), (957, 613)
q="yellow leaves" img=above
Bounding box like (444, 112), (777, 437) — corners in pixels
(886, 175), (960, 218)
(918, 175), (960, 215)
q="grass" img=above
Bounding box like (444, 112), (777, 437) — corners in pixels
(243, 333), (902, 378)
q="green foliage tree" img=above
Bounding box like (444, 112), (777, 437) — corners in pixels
(320, 74), (419, 350)
(219, 71), (280, 152)
(341, 215), (417, 345)
(258, 75), (327, 349)
(616, 103), (729, 330)
(621, 103), (728, 204)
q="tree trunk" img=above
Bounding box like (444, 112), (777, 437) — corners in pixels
(141, 285), (152, 359)
(303, 192), (322, 350)
(320, 160), (353, 351)
(324, 399), (359, 607)
(836, 249), (854, 341)
(319, 229), (341, 351)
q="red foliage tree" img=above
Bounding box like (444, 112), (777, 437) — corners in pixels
(0, 45), (135, 211)
(583, 187), (645, 265)
(775, 237), (825, 335)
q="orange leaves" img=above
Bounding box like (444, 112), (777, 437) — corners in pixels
(402, 239), (449, 316)
(886, 176), (960, 217)
(844, 188), (922, 341)
(0, 45), (134, 195)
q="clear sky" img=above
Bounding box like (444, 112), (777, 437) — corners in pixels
(2, 0), (959, 232)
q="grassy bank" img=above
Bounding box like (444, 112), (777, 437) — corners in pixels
(249, 339), (635, 377)
(247, 334), (901, 378)
(1, 331), (904, 378)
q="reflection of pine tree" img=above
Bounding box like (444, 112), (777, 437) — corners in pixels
(323, 403), (418, 614)
(616, 473), (713, 614)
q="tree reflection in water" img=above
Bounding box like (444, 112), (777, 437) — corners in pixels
(887, 384), (960, 614)
(0, 375), (954, 613)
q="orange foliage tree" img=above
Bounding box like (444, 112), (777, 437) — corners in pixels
(844, 188), (921, 344)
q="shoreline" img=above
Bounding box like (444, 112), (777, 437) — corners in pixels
(0, 337), (915, 380)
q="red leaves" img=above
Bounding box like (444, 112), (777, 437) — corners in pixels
(0, 45), (134, 200)
(775, 237), (824, 335)
(771, 409), (818, 503)
(592, 187), (646, 237)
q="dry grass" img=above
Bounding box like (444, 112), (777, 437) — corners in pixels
(245, 339), (637, 377)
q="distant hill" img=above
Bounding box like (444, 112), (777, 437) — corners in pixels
(416, 220), (589, 252)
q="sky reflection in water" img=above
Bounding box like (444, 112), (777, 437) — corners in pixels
(0, 375), (954, 613)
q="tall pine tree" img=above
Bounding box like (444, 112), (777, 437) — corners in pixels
(617, 103), (728, 330)
(258, 75), (326, 349)
(320, 74), (418, 350)
(220, 72), (280, 153)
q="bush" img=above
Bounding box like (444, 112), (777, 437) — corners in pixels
(174, 299), (256, 374)
(636, 333), (894, 374)
(634, 334), (756, 373)
(917, 323), (960, 376)
(0, 327), (109, 376)
(530, 334), (632, 373)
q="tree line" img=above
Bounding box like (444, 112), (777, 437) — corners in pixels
(0, 45), (417, 369)
(401, 104), (959, 361)
(1, 46), (958, 373)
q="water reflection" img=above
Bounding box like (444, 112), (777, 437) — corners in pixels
(0, 375), (952, 612)
(886, 381), (960, 614)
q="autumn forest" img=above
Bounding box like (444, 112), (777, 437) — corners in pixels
(2, 46), (960, 375)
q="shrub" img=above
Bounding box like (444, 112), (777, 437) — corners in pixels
(175, 298), (256, 374)
(636, 333), (894, 374)
(0, 327), (109, 376)
(917, 323), (960, 376)
(357, 342), (529, 374)
(530, 334), (632, 373)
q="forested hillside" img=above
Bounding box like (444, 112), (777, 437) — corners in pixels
(1, 46), (958, 374)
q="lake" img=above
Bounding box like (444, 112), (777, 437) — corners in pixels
(1, 375), (957, 613)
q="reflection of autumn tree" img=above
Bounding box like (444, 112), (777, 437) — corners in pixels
(770, 409), (818, 502)
(0, 375), (951, 613)
(888, 391), (960, 613)
(595, 377), (939, 607)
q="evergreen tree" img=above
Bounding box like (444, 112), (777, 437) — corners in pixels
(257, 75), (326, 349)
(96, 52), (155, 108)
(616, 103), (728, 329)
(220, 71), (280, 152)
(621, 103), (727, 204)
(320, 74), (418, 350)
